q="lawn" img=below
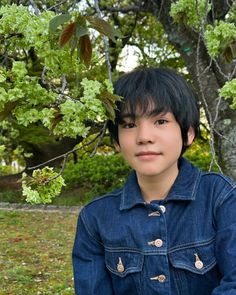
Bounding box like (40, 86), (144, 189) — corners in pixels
(0, 210), (79, 295)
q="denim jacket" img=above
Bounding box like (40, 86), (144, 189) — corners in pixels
(72, 158), (236, 295)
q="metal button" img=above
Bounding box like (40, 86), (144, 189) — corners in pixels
(150, 274), (166, 283)
(195, 260), (204, 269)
(117, 257), (124, 273)
(154, 239), (163, 247)
(148, 239), (163, 247)
(159, 205), (166, 213)
(158, 274), (166, 283)
(194, 253), (204, 269)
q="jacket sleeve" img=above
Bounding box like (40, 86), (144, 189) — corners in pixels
(72, 208), (114, 295)
(212, 184), (236, 294)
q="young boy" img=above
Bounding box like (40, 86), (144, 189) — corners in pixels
(72, 67), (236, 294)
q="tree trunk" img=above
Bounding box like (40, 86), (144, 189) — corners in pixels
(0, 173), (22, 190)
(23, 136), (82, 169)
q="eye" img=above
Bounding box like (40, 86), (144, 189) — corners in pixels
(121, 122), (136, 129)
(155, 119), (168, 125)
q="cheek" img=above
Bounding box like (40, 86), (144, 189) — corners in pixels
(119, 143), (131, 155)
(118, 131), (132, 146)
(163, 128), (183, 147)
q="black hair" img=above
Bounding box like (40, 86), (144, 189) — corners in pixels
(107, 67), (200, 154)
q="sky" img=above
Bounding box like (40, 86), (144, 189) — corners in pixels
(117, 45), (140, 72)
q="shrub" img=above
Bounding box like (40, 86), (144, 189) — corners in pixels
(184, 138), (219, 172)
(63, 154), (131, 202)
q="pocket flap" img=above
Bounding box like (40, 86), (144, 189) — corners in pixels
(169, 240), (216, 275)
(105, 251), (144, 278)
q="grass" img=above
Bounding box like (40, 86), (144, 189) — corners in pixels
(0, 210), (79, 295)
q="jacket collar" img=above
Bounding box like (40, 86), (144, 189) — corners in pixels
(120, 158), (201, 210)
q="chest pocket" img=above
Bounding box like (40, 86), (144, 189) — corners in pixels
(168, 239), (217, 274)
(105, 250), (144, 294)
(105, 250), (144, 277)
(168, 239), (220, 295)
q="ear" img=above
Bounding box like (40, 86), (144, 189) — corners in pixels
(114, 142), (121, 152)
(186, 127), (195, 146)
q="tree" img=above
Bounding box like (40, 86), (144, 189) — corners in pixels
(0, 2), (121, 201)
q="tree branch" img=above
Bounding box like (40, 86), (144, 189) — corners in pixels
(94, 0), (112, 81)
(27, 129), (103, 171)
(100, 5), (143, 14)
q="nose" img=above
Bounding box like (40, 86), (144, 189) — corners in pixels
(136, 122), (154, 145)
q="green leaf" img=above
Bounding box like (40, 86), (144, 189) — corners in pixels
(75, 24), (89, 38)
(86, 16), (121, 42)
(49, 14), (72, 33)
(70, 24), (89, 55)
(0, 74), (6, 83)
(22, 167), (66, 204)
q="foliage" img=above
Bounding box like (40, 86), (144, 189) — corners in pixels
(22, 167), (65, 204)
(49, 13), (121, 66)
(63, 153), (131, 202)
(0, 189), (23, 203)
(0, 120), (25, 166)
(204, 21), (236, 60)
(0, 210), (77, 294)
(170, 0), (211, 28)
(219, 78), (236, 109)
(0, 164), (13, 176)
(185, 138), (219, 172)
(0, 3), (122, 202)
(0, 4), (120, 139)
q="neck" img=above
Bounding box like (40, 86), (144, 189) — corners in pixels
(137, 164), (179, 202)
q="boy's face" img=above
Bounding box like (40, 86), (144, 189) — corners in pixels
(117, 112), (194, 181)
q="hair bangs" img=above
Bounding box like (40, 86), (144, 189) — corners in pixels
(116, 85), (173, 123)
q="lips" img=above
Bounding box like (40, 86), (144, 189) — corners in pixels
(135, 151), (162, 162)
(136, 151), (161, 156)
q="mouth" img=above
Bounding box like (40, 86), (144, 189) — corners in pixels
(135, 151), (162, 161)
(136, 151), (162, 156)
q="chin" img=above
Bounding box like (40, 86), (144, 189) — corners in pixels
(137, 170), (162, 177)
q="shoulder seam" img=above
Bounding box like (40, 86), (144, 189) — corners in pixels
(80, 208), (103, 246)
(84, 189), (122, 207)
(201, 172), (236, 188)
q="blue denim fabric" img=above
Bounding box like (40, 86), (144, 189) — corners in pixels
(72, 158), (236, 295)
